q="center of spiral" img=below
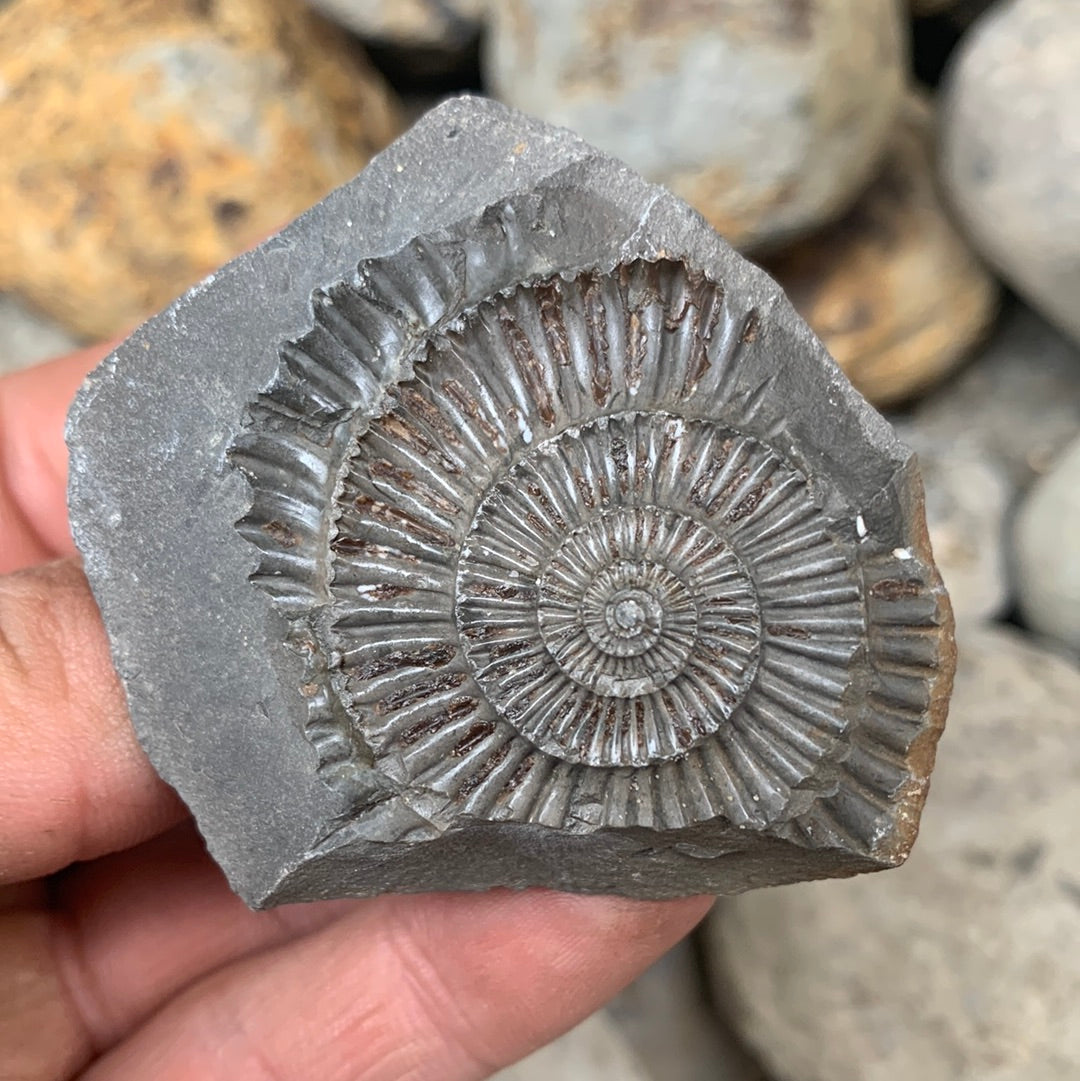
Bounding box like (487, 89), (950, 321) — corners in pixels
(582, 566), (667, 658)
(455, 415), (765, 768)
(541, 536), (698, 697)
(611, 594), (651, 634)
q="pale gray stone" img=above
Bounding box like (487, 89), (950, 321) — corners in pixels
(707, 624), (1080, 1081)
(484, 0), (907, 251)
(306, 0), (483, 47)
(892, 302), (1080, 623)
(0, 293), (79, 376)
(890, 428), (1010, 624)
(908, 302), (1080, 490)
(608, 941), (766, 1081)
(493, 1013), (651, 1081)
(941, 0), (1080, 346)
(66, 96), (952, 908)
(1013, 436), (1080, 652)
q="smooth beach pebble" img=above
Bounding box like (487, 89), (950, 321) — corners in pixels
(708, 624), (1080, 1081)
(764, 95), (998, 408)
(485, 0), (907, 251)
(941, 0), (1080, 347)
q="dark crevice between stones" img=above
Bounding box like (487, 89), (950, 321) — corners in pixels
(911, 12), (968, 89)
(363, 27), (485, 96)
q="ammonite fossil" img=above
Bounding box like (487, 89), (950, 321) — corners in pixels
(68, 98), (954, 907)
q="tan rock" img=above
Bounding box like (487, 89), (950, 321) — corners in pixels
(0, 0), (402, 339)
(762, 96), (998, 407)
(485, 0), (907, 251)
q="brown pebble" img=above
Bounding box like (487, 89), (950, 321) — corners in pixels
(763, 94), (999, 407)
(0, 0), (403, 339)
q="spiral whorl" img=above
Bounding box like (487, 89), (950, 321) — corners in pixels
(457, 418), (766, 768)
(236, 250), (949, 849)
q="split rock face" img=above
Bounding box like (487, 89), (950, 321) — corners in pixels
(67, 98), (954, 907)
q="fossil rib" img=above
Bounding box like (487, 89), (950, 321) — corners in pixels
(67, 98), (954, 907)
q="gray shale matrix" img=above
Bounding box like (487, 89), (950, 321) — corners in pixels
(67, 98), (955, 908)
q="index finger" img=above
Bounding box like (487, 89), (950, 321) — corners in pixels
(0, 342), (185, 883)
(0, 558), (185, 885)
(0, 343), (116, 575)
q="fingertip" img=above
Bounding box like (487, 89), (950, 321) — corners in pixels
(501, 888), (714, 955)
(369, 887), (713, 1076)
(549, 888), (716, 935)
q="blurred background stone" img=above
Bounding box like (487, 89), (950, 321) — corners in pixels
(304, 0), (485, 91)
(0, 0), (402, 340)
(941, 0), (1080, 347)
(305, 0), (484, 48)
(893, 427), (1010, 622)
(707, 623), (1080, 1081)
(906, 302), (1080, 489)
(607, 941), (765, 1081)
(485, 0), (907, 251)
(910, 0), (991, 14)
(493, 941), (766, 1081)
(763, 93), (998, 407)
(912, 0), (992, 16)
(0, 295), (78, 376)
(908, 1), (994, 88)
(1013, 436), (1080, 653)
(891, 301), (1080, 624)
(493, 1012), (652, 1081)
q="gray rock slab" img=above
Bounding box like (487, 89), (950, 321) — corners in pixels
(707, 624), (1080, 1081)
(67, 96), (953, 907)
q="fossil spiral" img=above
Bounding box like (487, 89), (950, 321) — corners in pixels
(68, 98), (953, 905)
(234, 250), (947, 845)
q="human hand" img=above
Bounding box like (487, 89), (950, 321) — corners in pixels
(0, 344), (713, 1080)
